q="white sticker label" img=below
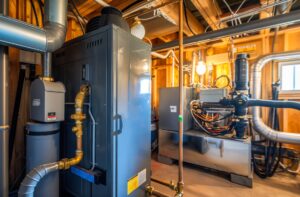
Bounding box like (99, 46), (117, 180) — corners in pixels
(32, 99), (40, 107)
(170, 106), (177, 113)
(138, 169), (147, 187)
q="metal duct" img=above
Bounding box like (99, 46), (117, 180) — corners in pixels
(0, 0), (67, 52)
(251, 51), (300, 144)
(18, 162), (59, 197)
(0, 0), (9, 196)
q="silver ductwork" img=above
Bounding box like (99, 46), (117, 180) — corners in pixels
(0, 0), (67, 52)
(18, 162), (59, 197)
(251, 51), (300, 144)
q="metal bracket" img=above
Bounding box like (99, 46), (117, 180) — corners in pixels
(0, 125), (9, 131)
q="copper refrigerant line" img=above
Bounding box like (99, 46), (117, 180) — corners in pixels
(146, 0), (184, 196)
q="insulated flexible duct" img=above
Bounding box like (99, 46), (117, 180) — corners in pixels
(251, 51), (300, 144)
(18, 163), (59, 197)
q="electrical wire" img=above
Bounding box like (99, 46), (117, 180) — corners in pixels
(30, 0), (40, 27)
(68, 2), (85, 34)
(70, 8), (85, 34)
(70, 0), (87, 24)
(183, 0), (197, 35)
(213, 75), (231, 88)
(37, 0), (44, 25)
(190, 100), (234, 136)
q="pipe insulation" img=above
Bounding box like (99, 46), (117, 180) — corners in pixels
(18, 162), (59, 197)
(0, 0), (67, 52)
(251, 51), (300, 144)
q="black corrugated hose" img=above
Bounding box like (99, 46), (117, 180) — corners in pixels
(251, 82), (282, 178)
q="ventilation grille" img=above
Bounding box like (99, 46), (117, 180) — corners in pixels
(86, 39), (103, 49)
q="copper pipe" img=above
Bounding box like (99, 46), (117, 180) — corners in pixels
(151, 177), (177, 191)
(177, 0), (184, 196)
(146, 186), (170, 197)
(58, 84), (89, 170)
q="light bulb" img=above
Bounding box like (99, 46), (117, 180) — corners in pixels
(196, 61), (207, 75)
(131, 20), (146, 39)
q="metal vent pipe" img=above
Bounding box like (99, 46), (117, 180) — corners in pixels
(0, 0), (68, 52)
(0, 0), (9, 196)
(251, 51), (300, 144)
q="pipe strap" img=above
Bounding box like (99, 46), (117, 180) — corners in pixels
(0, 125), (9, 130)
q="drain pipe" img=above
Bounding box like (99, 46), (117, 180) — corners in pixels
(0, 0), (67, 52)
(19, 85), (89, 197)
(0, 0), (9, 196)
(251, 51), (300, 144)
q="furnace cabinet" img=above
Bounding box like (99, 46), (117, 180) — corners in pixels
(53, 24), (151, 197)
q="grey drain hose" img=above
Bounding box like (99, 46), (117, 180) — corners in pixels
(18, 162), (59, 197)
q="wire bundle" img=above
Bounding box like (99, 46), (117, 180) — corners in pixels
(190, 100), (234, 136)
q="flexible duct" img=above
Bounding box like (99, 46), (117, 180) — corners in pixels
(251, 51), (300, 144)
(18, 163), (59, 197)
(0, 0), (67, 52)
(18, 85), (89, 197)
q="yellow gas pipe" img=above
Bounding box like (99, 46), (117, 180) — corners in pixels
(58, 84), (89, 170)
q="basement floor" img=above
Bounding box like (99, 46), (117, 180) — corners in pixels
(151, 160), (300, 197)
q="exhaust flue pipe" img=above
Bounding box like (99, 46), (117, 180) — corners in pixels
(0, 0), (67, 52)
(251, 50), (300, 144)
(18, 163), (59, 197)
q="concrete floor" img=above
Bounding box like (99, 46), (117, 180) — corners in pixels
(151, 160), (300, 197)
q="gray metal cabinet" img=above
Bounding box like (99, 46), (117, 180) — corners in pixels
(53, 25), (151, 197)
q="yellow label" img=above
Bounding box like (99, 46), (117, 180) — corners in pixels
(127, 175), (138, 195)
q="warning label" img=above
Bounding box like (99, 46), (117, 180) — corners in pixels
(127, 169), (147, 195)
(47, 112), (57, 121)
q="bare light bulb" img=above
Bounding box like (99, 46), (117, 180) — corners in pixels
(196, 61), (207, 75)
(131, 20), (146, 39)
